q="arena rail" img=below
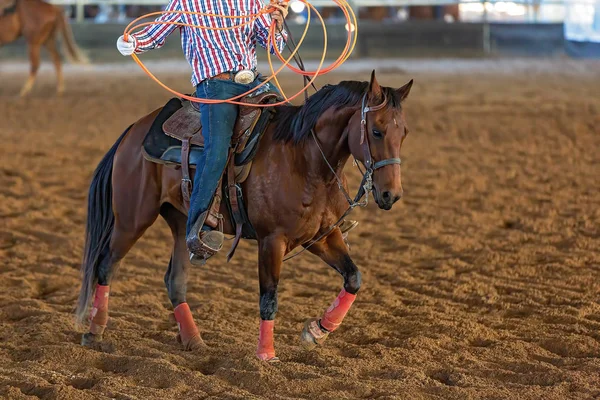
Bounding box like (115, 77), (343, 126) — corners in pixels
(48, 0), (575, 23)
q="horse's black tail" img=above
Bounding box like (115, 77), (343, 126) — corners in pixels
(75, 127), (130, 324)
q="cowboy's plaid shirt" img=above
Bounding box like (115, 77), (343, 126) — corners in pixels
(133, 0), (287, 86)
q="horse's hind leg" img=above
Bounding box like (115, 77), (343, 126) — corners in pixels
(80, 235), (129, 346)
(44, 32), (64, 95)
(20, 43), (41, 97)
(82, 205), (160, 346)
(161, 204), (204, 351)
(300, 230), (361, 350)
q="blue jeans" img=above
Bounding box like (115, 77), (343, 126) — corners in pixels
(186, 76), (262, 235)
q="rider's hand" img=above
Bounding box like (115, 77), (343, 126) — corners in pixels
(116, 35), (136, 56)
(271, 10), (285, 32)
(271, 1), (288, 32)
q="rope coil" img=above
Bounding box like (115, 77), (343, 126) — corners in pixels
(123, 0), (358, 106)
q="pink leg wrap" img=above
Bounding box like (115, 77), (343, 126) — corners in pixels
(320, 289), (356, 332)
(173, 303), (200, 346)
(256, 320), (276, 361)
(89, 284), (110, 335)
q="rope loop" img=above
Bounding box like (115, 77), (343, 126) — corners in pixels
(124, 0), (358, 107)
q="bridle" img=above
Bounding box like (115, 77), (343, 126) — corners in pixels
(280, 18), (403, 210)
(360, 92), (402, 172)
(285, 90), (401, 261)
(313, 90), (401, 208)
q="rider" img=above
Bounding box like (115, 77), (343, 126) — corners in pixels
(117, 0), (358, 263)
(117, 0), (289, 263)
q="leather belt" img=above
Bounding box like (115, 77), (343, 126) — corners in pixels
(210, 70), (257, 84)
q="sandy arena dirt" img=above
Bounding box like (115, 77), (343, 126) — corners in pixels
(1, 59), (600, 399)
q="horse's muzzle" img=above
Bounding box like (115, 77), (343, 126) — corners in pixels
(375, 190), (402, 210)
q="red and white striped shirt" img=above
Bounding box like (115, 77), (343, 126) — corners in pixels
(133, 0), (287, 86)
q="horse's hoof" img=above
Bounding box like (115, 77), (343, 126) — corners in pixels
(177, 332), (206, 351)
(189, 252), (207, 266)
(300, 318), (329, 351)
(81, 332), (102, 347)
(256, 353), (280, 363)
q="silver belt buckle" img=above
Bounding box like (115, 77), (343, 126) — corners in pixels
(234, 70), (254, 84)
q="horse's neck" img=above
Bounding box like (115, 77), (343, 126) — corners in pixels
(303, 107), (356, 182)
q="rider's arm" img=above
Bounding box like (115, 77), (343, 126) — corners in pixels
(254, 1), (287, 54)
(132, 0), (183, 53)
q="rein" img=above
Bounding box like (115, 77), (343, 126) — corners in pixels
(283, 91), (401, 262)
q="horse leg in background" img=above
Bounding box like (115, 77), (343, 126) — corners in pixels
(300, 229), (361, 350)
(161, 204), (204, 351)
(256, 236), (286, 362)
(20, 42), (41, 97)
(44, 30), (64, 95)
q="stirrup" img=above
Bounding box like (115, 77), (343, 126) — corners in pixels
(186, 211), (224, 265)
(339, 220), (358, 251)
(340, 220), (359, 235)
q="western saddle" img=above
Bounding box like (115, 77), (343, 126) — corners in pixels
(142, 85), (280, 262)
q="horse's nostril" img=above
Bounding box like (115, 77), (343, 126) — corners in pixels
(382, 191), (392, 202)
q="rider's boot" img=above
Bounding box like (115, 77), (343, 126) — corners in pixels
(186, 211), (224, 266)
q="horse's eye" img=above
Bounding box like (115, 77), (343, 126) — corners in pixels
(372, 129), (383, 139)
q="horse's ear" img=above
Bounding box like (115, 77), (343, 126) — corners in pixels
(396, 79), (413, 102)
(368, 70), (383, 100)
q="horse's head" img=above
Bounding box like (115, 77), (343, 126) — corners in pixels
(347, 71), (413, 210)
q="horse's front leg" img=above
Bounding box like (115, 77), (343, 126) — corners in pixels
(301, 229), (361, 350)
(256, 235), (286, 362)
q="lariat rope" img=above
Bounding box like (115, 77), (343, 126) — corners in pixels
(123, 0), (358, 107)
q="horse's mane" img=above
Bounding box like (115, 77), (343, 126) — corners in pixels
(274, 80), (401, 144)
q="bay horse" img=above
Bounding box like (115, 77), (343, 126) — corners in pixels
(75, 71), (413, 362)
(0, 0), (88, 96)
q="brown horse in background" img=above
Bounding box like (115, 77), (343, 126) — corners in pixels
(0, 0), (88, 96)
(75, 71), (413, 362)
